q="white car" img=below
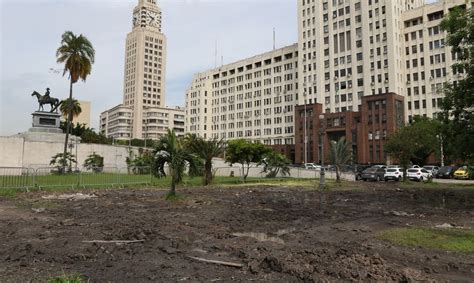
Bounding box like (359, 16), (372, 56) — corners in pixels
(407, 168), (431, 182)
(423, 166), (439, 176)
(410, 165), (421, 169)
(304, 163), (318, 170)
(384, 168), (403, 181)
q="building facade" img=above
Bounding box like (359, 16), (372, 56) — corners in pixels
(100, 0), (184, 140)
(186, 0), (467, 164)
(186, 44), (299, 147)
(75, 101), (91, 128)
(401, 0), (469, 120)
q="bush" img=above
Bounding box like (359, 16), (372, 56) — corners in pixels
(83, 152), (104, 172)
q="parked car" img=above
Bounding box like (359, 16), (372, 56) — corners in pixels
(454, 166), (471, 180)
(370, 165), (387, 169)
(304, 163), (317, 170)
(410, 165), (421, 169)
(423, 166), (439, 176)
(407, 168), (431, 182)
(436, 166), (457, 179)
(387, 165), (402, 169)
(384, 168), (403, 182)
(361, 168), (386, 181)
(355, 165), (371, 181)
(312, 163), (322, 171)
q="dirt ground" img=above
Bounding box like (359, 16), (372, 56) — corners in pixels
(1, 182), (473, 282)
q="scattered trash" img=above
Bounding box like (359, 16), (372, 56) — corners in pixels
(391, 211), (414, 217)
(42, 193), (98, 201)
(232, 232), (285, 244)
(32, 208), (46, 213)
(435, 223), (456, 229)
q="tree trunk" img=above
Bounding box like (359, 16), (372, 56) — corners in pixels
(169, 177), (177, 197)
(336, 166), (341, 183)
(204, 160), (213, 186)
(62, 79), (74, 173)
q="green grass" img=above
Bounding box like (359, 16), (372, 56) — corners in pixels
(0, 174), (342, 198)
(379, 228), (474, 254)
(47, 273), (85, 283)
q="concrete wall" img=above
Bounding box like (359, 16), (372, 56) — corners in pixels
(0, 136), (139, 169)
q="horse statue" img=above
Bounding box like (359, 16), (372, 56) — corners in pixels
(31, 90), (62, 113)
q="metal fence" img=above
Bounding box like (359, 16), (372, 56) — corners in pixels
(0, 166), (153, 190)
(0, 167), (36, 189)
(0, 165), (356, 190)
(212, 166), (355, 181)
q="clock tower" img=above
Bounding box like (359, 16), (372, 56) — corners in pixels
(133, 0), (162, 31)
(123, 0), (167, 139)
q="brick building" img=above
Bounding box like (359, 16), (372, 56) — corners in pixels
(295, 93), (404, 165)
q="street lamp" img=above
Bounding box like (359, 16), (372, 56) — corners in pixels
(437, 134), (445, 167)
(319, 114), (326, 190)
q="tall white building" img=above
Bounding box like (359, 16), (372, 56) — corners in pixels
(100, 0), (184, 140)
(297, 0), (468, 119)
(401, 0), (469, 121)
(298, 0), (425, 114)
(185, 44), (299, 147)
(185, 0), (468, 164)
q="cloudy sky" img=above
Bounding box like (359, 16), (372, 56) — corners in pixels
(0, 0), (298, 135)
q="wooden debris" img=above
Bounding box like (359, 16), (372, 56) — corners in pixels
(83, 240), (145, 244)
(187, 256), (243, 268)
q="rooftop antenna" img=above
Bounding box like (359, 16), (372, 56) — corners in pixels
(221, 55), (224, 67)
(273, 27), (276, 50)
(214, 39), (218, 68)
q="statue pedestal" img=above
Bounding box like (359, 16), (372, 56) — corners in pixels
(30, 112), (63, 134)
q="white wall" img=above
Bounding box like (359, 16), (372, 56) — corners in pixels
(0, 136), (139, 169)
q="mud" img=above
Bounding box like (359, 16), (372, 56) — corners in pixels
(1, 183), (473, 282)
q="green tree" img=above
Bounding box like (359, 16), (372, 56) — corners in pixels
(50, 153), (76, 174)
(184, 134), (225, 186)
(440, 6), (474, 164)
(385, 128), (414, 181)
(152, 130), (197, 198)
(56, 31), (95, 172)
(259, 151), (291, 178)
(83, 152), (104, 172)
(329, 137), (352, 183)
(225, 139), (271, 181)
(385, 118), (440, 180)
(60, 98), (82, 123)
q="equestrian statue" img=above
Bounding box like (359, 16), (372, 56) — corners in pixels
(31, 88), (62, 113)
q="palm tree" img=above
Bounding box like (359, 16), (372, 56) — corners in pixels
(60, 98), (82, 125)
(329, 137), (352, 183)
(153, 130), (197, 198)
(56, 31), (95, 172)
(184, 134), (225, 186)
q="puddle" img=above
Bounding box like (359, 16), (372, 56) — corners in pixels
(232, 231), (291, 244)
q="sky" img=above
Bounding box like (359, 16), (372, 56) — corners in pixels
(0, 0), (298, 135)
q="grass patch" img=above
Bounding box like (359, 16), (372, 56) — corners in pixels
(48, 273), (85, 283)
(0, 173), (355, 198)
(379, 228), (474, 254)
(164, 192), (186, 202)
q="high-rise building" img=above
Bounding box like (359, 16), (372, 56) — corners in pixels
(298, 0), (424, 114)
(185, 44), (299, 158)
(100, 0), (184, 140)
(186, 0), (468, 164)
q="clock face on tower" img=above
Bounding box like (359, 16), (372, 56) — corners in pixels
(145, 11), (160, 28)
(132, 8), (160, 29)
(133, 12), (139, 27)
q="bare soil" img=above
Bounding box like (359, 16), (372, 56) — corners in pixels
(1, 182), (474, 282)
